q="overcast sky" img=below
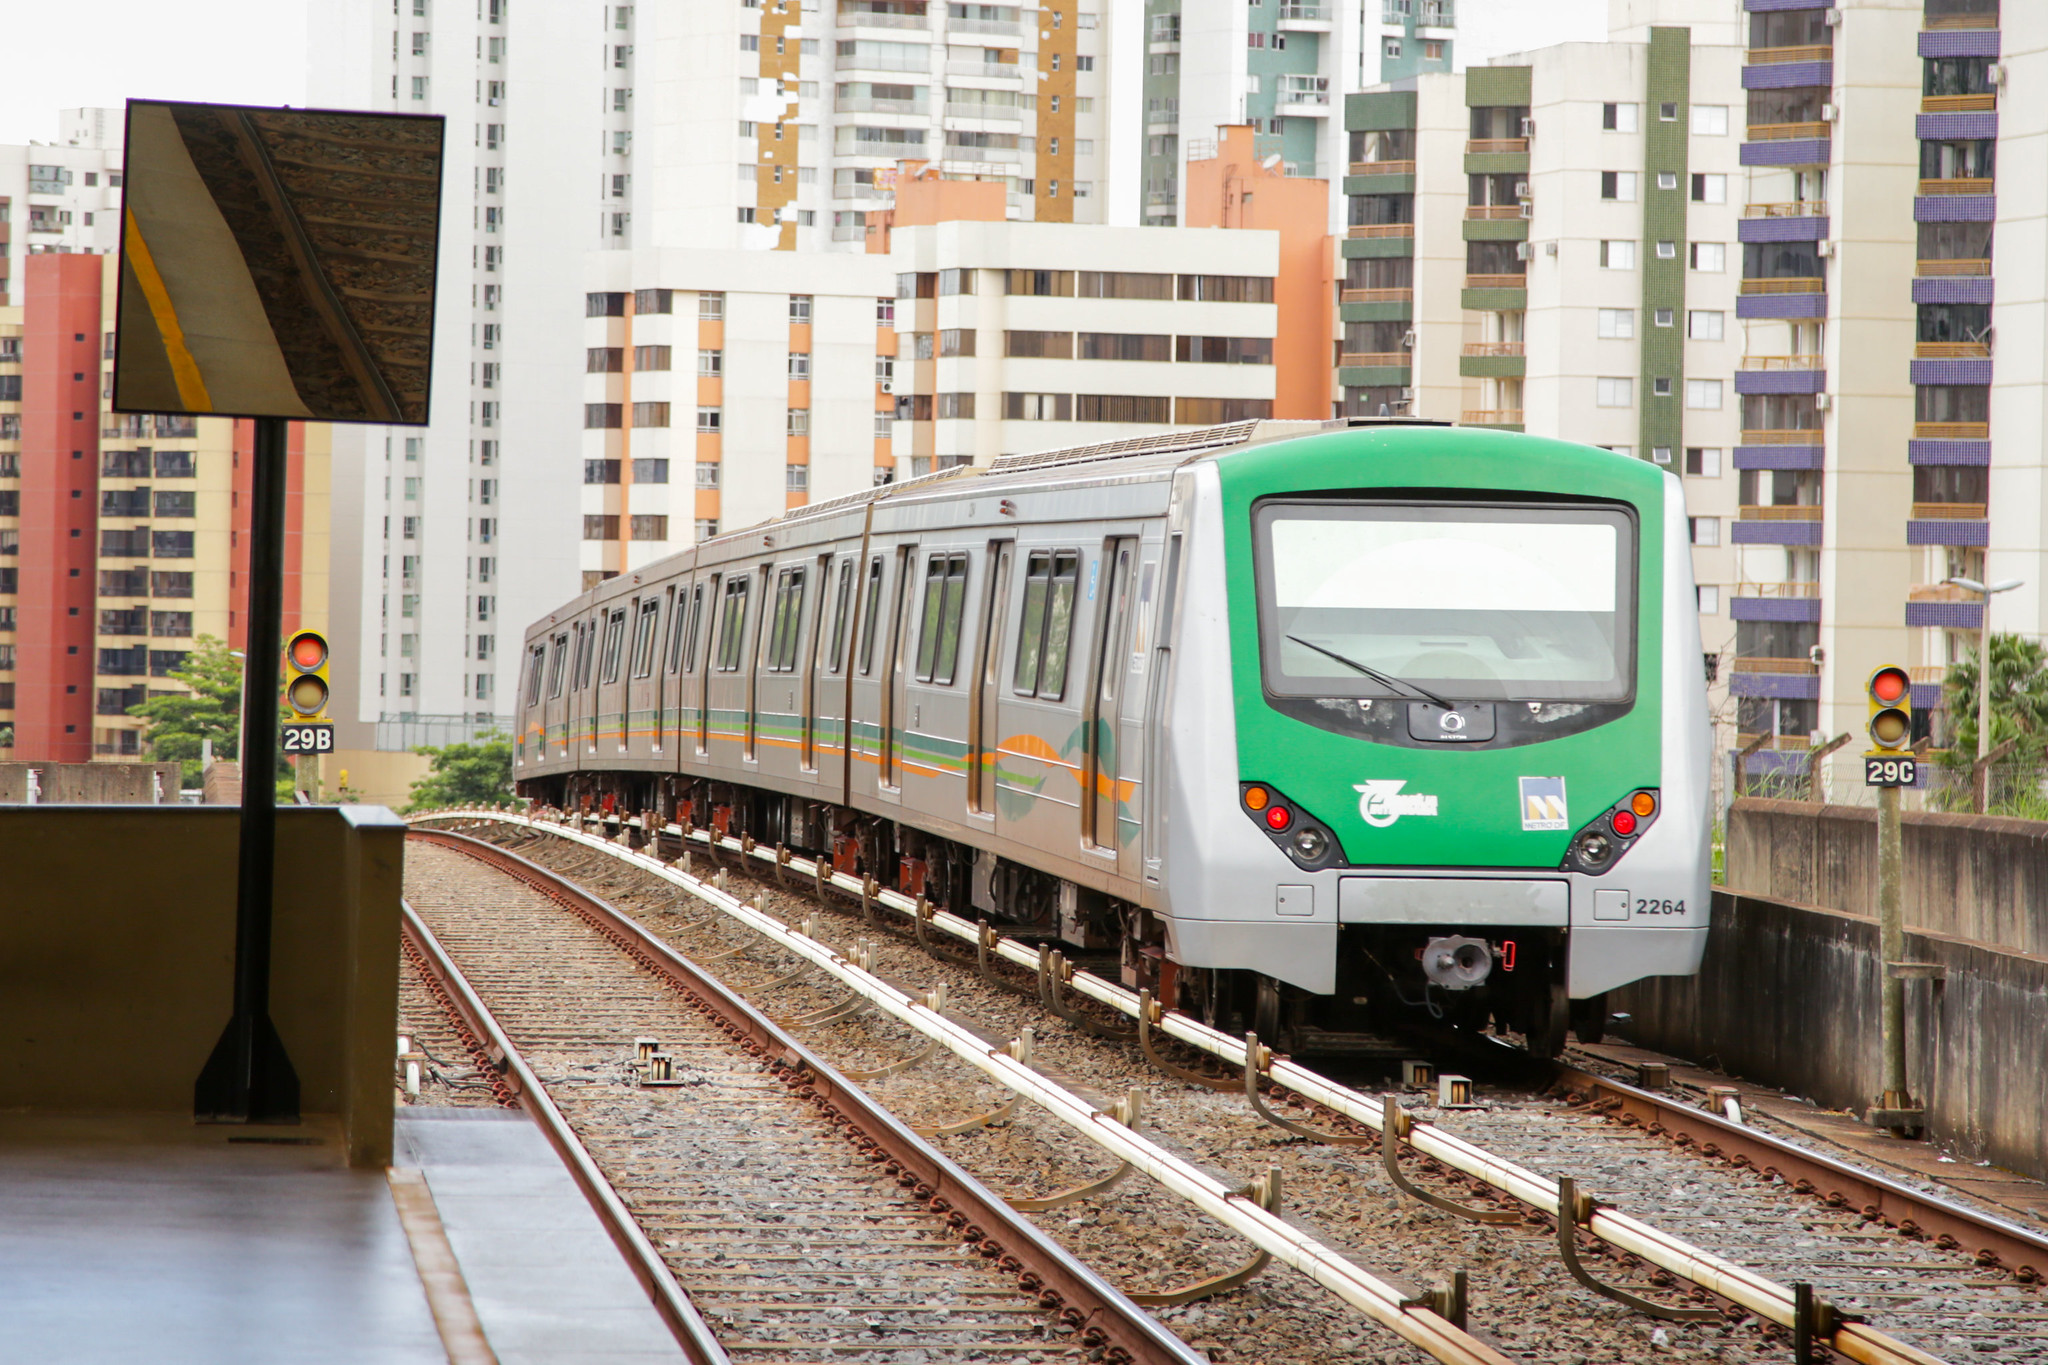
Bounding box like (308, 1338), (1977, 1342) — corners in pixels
(0, 0), (1608, 148)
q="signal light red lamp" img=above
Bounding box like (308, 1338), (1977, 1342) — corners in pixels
(1870, 666), (1909, 704)
(1265, 805), (1293, 831)
(1611, 808), (1638, 836)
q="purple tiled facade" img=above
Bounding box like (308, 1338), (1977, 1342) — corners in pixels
(1912, 276), (1994, 306)
(1916, 112), (1998, 141)
(1909, 358), (1993, 386)
(1733, 444), (1823, 470)
(1906, 440), (1990, 466)
(1905, 600), (1984, 630)
(1738, 214), (1827, 243)
(1735, 368), (1827, 395)
(1731, 671), (1822, 701)
(1731, 595), (1822, 623)
(1907, 519), (1989, 547)
(1915, 194), (1997, 222)
(1737, 292), (1828, 320)
(1743, 0), (1828, 10)
(1733, 519), (1825, 546)
(1918, 31), (2000, 59)
(1741, 138), (1832, 168)
(1743, 61), (1833, 91)
(1910, 682), (1944, 709)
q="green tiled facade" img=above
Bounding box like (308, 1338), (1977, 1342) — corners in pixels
(1638, 27), (1691, 461)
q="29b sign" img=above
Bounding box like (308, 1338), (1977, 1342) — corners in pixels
(281, 722), (335, 755)
(1864, 755), (1916, 788)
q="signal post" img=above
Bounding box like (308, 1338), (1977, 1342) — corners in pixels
(1864, 666), (1924, 1137)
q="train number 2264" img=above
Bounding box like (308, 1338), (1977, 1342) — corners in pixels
(1633, 898), (1687, 917)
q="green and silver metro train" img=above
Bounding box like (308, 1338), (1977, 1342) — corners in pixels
(516, 419), (1711, 1056)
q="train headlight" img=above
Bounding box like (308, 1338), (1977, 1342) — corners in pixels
(1560, 789), (1659, 875)
(1241, 782), (1346, 870)
(1575, 831), (1614, 868)
(1292, 827), (1328, 861)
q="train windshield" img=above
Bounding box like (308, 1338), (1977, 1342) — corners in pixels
(1254, 500), (1636, 704)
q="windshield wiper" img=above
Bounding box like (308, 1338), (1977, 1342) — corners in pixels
(1285, 635), (1455, 711)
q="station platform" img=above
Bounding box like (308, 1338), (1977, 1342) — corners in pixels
(0, 1109), (684, 1365)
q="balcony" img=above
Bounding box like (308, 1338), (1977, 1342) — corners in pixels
(1464, 273), (1525, 289)
(1735, 581), (1821, 598)
(1277, 77), (1332, 110)
(1735, 732), (1819, 752)
(1909, 582), (1978, 604)
(1739, 277), (1825, 294)
(1923, 11), (1999, 31)
(1277, 2), (1333, 26)
(1349, 160), (1414, 177)
(1917, 258), (1992, 276)
(836, 97), (927, 115)
(1462, 341), (1524, 357)
(1747, 121), (1830, 141)
(1745, 45), (1832, 64)
(1464, 204), (1528, 220)
(1738, 354), (1824, 370)
(1913, 421), (1989, 439)
(1347, 223), (1414, 239)
(945, 102), (1021, 121)
(1919, 177), (1994, 195)
(1339, 352), (1409, 368)
(950, 16), (1019, 34)
(1744, 202), (1827, 218)
(1740, 505), (1824, 521)
(1461, 409), (1524, 426)
(1466, 138), (1528, 155)
(1915, 340), (1992, 358)
(1732, 656), (1819, 674)
(1340, 288), (1413, 304)
(1923, 93), (1996, 113)
(836, 10), (929, 29)
(945, 60), (1021, 81)
(1911, 501), (1988, 519)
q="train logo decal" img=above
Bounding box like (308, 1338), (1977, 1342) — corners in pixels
(1438, 711), (1466, 733)
(1519, 776), (1570, 831)
(1353, 781), (1440, 828)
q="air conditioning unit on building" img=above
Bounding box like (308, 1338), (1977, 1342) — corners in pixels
(1520, 118), (1536, 138)
(1519, 201), (1533, 219)
(1817, 239), (1836, 257)
(1515, 241), (1533, 261)
(1823, 7), (1842, 25)
(1400, 387), (1413, 400)
(1514, 181), (1531, 199)
(1545, 241), (1559, 256)
(1820, 103), (1838, 122)
(1815, 393), (1832, 410)
(879, 378), (893, 393)
(1989, 63), (2007, 88)
(1402, 329), (1418, 348)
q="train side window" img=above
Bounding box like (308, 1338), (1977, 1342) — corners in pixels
(600, 608), (628, 683)
(826, 558), (853, 673)
(665, 588), (689, 673)
(629, 598), (660, 677)
(546, 631), (569, 697)
(1013, 551), (1079, 699)
(914, 553), (969, 684)
(524, 644), (546, 705)
(715, 577), (751, 671)
(766, 566), (807, 672)
(683, 583), (706, 672)
(574, 621), (596, 689)
(857, 556), (885, 674)
(1012, 552), (1051, 694)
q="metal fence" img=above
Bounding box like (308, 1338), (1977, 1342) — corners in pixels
(375, 712), (513, 752)
(1722, 747), (2048, 818)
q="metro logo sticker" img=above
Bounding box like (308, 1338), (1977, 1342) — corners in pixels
(1520, 775), (1569, 831)
(1354, 780), (1440, 828)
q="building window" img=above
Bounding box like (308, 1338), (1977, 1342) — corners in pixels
(1600, 171), (1638, 202)
(633, 345), (670, 370)
(788, 352), (810, 379)
(1602, 102), (1639, 132)
(1384, 37), (1402, 58)
(629, 515), (667, 540)
(1654, 308), (1675, 327)
(786, 464), (809, 492)
(1596, 377), (1634, 408)
(696, 461), (721, 488)
(1687, 310), (1724, 341)
(584, 514), (621, 540)
(1698, 585), (1720, 614)
(411, 76), (428, 101)
(1686, 379), (1724, 410)
(1599, 240), (1636, 270)
(1423, 40), (1444, 60)
(1656, 171), (1678, 191)
(1659, 101), (1678, 121)
(789, 294), (813, 322)
(697, 349), (723, 376)
(1653, 378), (1673, 397)
(1690, 242), (1725, 272)
(584, 459), (621, 485)
(787, 408), (810, 436)
(1691, 173), (1727, 204)
(1691, 106), (1728, 136)
(876, 297), (895, 325)
(1684, 447), (1723, 477)
(695, 519), (719, 541)
(584, 403), (623, 429)
(632, 458), (668, 484)
(1689, 517), (1720, 547)
(1656, 240), (1677, 259)
(697, 407), (722, 433)
(631, 401), (670, 427)
(935, 392), (975, 420)
(1596, 308), (1634, 339)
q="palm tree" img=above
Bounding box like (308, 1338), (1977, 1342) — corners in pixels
(1940, 634), (2048, 813)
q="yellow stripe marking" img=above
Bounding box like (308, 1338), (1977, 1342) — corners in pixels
(123, 207), (212, 412)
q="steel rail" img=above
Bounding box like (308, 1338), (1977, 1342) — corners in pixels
(408, 829), (1214, 1365)
(422, 810), (2013, 1365)
(411, 822), (1509, 1365)
(399, 900), (731, 1365)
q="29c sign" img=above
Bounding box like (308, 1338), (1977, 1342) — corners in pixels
(1864, 755), (1916, 787)
(281, 722), (335, 754)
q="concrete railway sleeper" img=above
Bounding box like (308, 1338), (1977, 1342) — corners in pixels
(417, 808), (2048, 1365)
(401, 839), (1206, 1365)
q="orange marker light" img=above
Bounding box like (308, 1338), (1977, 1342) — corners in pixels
(1631, 792), (1657, 818)
(1243, 786), (1270, 811)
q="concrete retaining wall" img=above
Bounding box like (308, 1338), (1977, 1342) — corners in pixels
(0, 762), (182, 804)
(1616, 889), (2048, 1181)
(1728, 797), (2048, 955)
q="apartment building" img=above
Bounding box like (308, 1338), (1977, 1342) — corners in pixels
(1339, 22), (1749, 740)
(0, 253), (329, 765)
(1140, 0), (1451, 229)
(0, 109), (125, 304)
(580, 248), (897, 576)
(888, 218), (1280, 470)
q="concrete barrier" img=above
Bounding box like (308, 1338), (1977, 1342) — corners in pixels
(1728, 797), (2048, 956)
(0, 762), (182, 804)
(0, 805), (406, 1168)
(1616, 888), (2048, 1182)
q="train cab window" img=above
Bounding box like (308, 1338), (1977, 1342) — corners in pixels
(765, 566), (808, 672)
(546, 631), (569, 696)
(715, 577), (751, 671)
(599, 608), (628, 683)
(826, 559), (854, 673)
(629, 598), (660, 677)
(913, 553), (970, 684)
(857, 556), (885, 674)
(1012, 550), (1081, 699)
(524, 644), (547, 705)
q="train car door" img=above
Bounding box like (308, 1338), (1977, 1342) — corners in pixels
(627, 595), (660, 756)
(815, 556), (855, 789)
(1083, 539), (1136, 851)
(600, 605), (629, 753)
(745, 564), (771, 763)
(653, 583), (678, 754)
(694, 575), (717, 755)
(800, 553), (833, 773)
(967, 541), (1013, 816)
(1140, 534), (1182, 888)
(544, 627), (570, 761)
(573, 616), (598, 756)
(847, 553), (888, 793)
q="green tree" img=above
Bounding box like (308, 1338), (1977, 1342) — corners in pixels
(127, 635), (294, 788)
(404, 733), (517, 812)
(1941, 633), (2048, 766)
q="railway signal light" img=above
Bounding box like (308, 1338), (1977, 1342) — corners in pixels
(285, 629), (330, 719)
(1866, 666), (1912, 752)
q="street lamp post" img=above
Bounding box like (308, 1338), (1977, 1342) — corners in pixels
(1944, 575), (2023, 813)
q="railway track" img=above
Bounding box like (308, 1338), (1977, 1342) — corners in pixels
(415, 808), (2048, 1365)
(400, 837), (1205, 1365)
